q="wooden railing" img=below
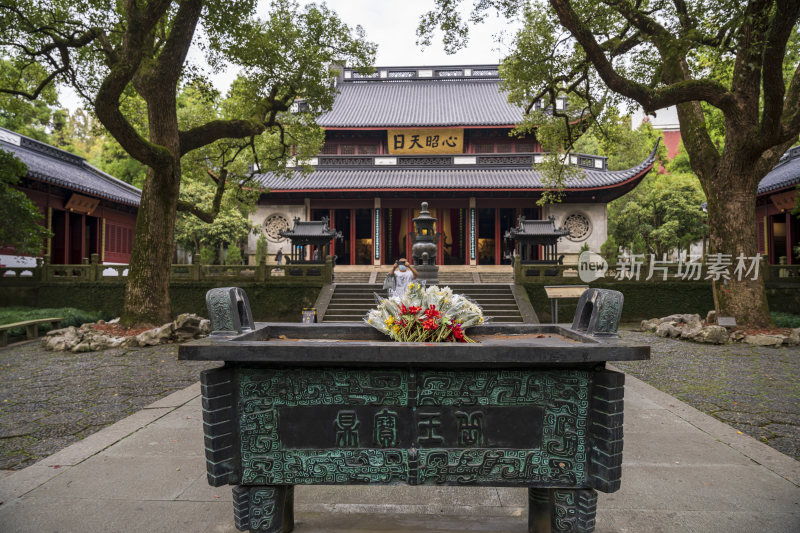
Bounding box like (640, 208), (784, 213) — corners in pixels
(0, 254), (333, 284)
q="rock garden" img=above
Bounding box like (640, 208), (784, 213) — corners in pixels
(641, 311), (800, 347)
(41, 313), (211, 353)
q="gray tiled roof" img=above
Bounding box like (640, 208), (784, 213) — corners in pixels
(318, 80), (523, 127)
(0, 127), (141, 206)
(757, 146), (800, 195)
(518, 218), (571, 236)
(280, 219), (338, 238)
(255, 146), (656, 191)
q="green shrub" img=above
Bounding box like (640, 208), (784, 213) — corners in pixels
(601, 236), (619, 265)
(255, 234), (268, 265)
(0, 306), (112, 338)
(199, 246), (215, 265)
(225, 245), (242, 265)
(772, 312), (800, 328)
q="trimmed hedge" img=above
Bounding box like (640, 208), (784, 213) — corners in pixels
(523, 281), (800, 323)
(0, 281), (320, 322)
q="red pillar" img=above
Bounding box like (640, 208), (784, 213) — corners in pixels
(63, 211), (70, 264)
(494, 207), (501, 265)
(329, 209), (335, 259)
(407, 208), (413, 262)
(80, 214), (86, 261)
(786, 212), (793, 265)
(350, 208), (356, 265)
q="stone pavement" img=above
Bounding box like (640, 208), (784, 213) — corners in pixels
(0, 372), (798, 533)
(615, 329), (800, 460)
(0, 340), (217, 470)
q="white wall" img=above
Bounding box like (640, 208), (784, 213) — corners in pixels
(541, 203), (608, 264)
(248, 204), (306, 264)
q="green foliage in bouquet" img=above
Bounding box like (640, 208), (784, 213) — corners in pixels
(365, 283), (485, 343)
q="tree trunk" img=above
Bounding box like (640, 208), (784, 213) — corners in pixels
(704, 165), (772, 327)
(121, 93), (181, 326)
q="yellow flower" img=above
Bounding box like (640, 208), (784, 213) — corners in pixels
(393, 324), (401, 333)
(384, 316), (395, 326)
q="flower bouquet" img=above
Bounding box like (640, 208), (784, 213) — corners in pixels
(364, 283), (486, 343)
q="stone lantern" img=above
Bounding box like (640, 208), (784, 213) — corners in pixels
(411, 201), (439, 284)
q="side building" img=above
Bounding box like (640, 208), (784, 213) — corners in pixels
(756, 145), (800, 265)
(0, 127), (140, 267)
(251, 65), (656, 267)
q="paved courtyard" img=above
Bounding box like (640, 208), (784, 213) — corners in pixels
(0, 341), (217, 471)
(615, 329), (800, 461)
(1, 328), (799, 474)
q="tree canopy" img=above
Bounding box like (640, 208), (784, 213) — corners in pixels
(0, 0), (375, 324)
(0, 150), (52, 255)
(419, 0), (800, 326)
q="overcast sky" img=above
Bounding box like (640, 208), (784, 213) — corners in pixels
(58, 1), (519, 112)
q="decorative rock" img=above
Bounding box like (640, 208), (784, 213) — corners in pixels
(133, 323), (175, 347)
(730, 330), (747, 342)
(199, 319), (211, 335)
(680, 322), (703, 340)
(173, 313), (204, 342)
(705, 310), (717, 325)
(785, 328), (800, 346)
(689, 325), (729, 344)
(108, 317), (120, 324)
(640, 318), (660, 332)
(659, 314), (700, 325)
(744, 334), (785, 347)
(655, 322), (682, 338)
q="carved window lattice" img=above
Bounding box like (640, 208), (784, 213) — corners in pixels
(564, 213), (591, 242)
(352, 71), (379, 79)
(264, 214), (290, 242)
(476, 155), (533, 166)
(472, 69), (498, 77)
(388, 71), (414, 78)
(401, 157), (452, 166)
(437, 70), (463, 77)
(318, 157), (373, 166)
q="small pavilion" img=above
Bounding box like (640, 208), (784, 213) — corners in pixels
(504, 216), (570, 264)
(278, 217), (341, 264)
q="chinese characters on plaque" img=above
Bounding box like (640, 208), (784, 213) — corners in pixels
(387, 128), (464, 155)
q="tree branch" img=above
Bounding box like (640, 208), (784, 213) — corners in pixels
(149, 0), (202, 87)
(548, 0), (738, 115)
(759, 0), (800, 146)
(730, 0), (771, 126)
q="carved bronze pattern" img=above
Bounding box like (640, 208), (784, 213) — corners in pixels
(205, 288), (236, 333)
(237, 368), (589, 487)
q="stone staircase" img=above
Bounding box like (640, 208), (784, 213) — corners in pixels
(321, 283), (527, 323)
(332, 271), (372, 284)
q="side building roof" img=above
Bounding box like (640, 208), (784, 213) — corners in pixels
(757, 145), (800, 195)
(0, 127), (141, 207)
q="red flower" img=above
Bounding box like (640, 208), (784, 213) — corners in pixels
(451, 323), (465, 342)
(409, 306), (421, 314)
(399, 304), (408, 315)
(422, 318), (439, 330)
(424, 305), (441, 319)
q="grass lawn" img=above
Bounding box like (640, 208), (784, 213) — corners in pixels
(0, 307), (112, 339)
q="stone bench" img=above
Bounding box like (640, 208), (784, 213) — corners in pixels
(0, 317), (63, 347)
